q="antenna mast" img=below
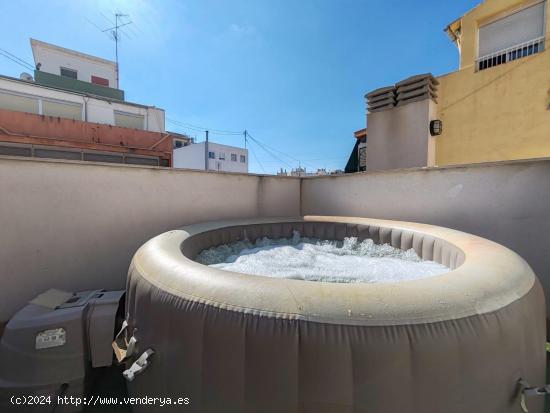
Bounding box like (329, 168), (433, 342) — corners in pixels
(101, 13), (132, 89)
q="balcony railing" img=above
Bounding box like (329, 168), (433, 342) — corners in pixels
(34, 70), (125, 101)
(476, 36), (545, 71)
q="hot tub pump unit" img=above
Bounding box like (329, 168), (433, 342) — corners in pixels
(0, 289), (124, 412)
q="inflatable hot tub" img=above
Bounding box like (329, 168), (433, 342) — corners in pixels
(124, 216), (545, 413)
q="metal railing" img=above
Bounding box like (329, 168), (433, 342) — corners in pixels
(476, 36), (545, 71)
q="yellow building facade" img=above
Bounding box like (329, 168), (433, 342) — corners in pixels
(436, 0), (550, 165)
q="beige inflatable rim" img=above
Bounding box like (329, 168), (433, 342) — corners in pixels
(131, 216), (535, 326)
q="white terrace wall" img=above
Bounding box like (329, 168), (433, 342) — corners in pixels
(2, 156), (550, 321)
(301, 158), (550, 317)
(0, 157), (300, 321)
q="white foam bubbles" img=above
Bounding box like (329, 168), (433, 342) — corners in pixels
(196, 231), (449, 283)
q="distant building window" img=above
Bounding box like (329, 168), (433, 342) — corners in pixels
(114, 111), (144, 130)
(240, 155), (246, 163)
(91, 75), (109, 87)
(60, 67), (77, 79)
(219, 152), (225, 160)
(208, 151), (215, 159)
(231, 153), (237, 162)
(0, 91), (39, 114)
(174, 140), (183, 148)
(42, 99), (82, 121)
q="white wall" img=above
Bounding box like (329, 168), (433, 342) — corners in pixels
(173, 143), (205, 170)
(31, 39), (117, 88)
(0, 157), (300, 321)
(301, 159), (550, 317)
(174, 142), (248, 173)
(2, 156), (550, 320)
(0, 77), (165, 132)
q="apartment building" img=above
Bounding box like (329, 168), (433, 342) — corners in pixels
(173, 141), (248, 173)
(362, 0), (550, 171)
(0, 39), (173, 166)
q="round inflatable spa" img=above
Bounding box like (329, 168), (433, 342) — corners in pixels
(124, 216), (545, 413)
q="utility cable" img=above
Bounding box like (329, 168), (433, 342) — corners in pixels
(0, 49), (34, 71)
(247, 143), (266, 173)
(166, 117), (242, 135)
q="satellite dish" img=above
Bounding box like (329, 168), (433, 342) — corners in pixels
(20, 72), (34, 82)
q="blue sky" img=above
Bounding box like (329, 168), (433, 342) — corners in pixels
(0, 0), (480, 174)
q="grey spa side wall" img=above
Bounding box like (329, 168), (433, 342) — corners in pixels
(1, 156), (550, 321)
(301, 158), (550, 318)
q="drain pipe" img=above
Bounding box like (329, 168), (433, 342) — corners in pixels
(204, 130), (209, 171)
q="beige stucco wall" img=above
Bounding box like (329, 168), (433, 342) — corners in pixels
(456, 0), (550, 70)
(0, 157), (300, 321)
(435, 0), (550, 166)
(301, 158), (550, 317)
(436, 47), (550, 166)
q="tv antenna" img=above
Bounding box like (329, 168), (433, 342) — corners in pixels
(100, 12), (133, 89)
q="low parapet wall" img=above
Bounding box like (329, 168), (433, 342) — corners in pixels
(0, 157), (300, 321)
(1, 156), (550, 320)
(302, 158), (550, 316)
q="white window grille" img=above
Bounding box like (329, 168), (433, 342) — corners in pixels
(477, 36), (545, 71)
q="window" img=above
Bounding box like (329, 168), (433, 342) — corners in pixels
(240, 155), (246, 163)
(208, 151), (215, 159)
(114, 111), (144, 130)
(42, 100), (82, 120)
(359, 146), (367, 169)
(60, 67), (77, 79)
(477, 1), (546, 70)
(0, 90), (84, 120)
(231, 153), (237, 162)
(91, 75), (109, 87)
(0, 91), (39, 114)
(174, 140), (183, 149)
(219, 152), (225, 160)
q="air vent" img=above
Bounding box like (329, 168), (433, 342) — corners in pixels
(365, 86), (396, 113)
(395, 73), (439, 106)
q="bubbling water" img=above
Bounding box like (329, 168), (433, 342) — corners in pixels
(196, 231), (449, 283)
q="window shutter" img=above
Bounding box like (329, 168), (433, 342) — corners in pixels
(114, 111), (144, 130)
(478, 1), (546, 57)
(42, 100), (82, 120)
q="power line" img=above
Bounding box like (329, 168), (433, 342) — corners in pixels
(247, 142), (266, 173)
(166, 117), (242, 135)
(100, 11), (115, 25)
(246, 134), (293, 169)
(300, 156), (348, 161)
(85, 17), (111, 38)
(166, 119), (346, 172)
(246, 132), (300, 163)
(0, 48), (34, 71)
(0, 52), (31, 70)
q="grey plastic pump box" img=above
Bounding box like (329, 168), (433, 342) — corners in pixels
(0, 289), (124, 412)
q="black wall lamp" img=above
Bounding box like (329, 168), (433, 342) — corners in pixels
(430, 120), (443, 136)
